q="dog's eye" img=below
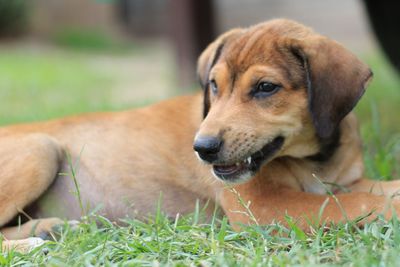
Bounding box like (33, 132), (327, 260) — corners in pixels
(209, 80), (218, 95)
(252, 82), (281, 98)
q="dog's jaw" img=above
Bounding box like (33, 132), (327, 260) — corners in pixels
(205, 136), (285, 184)
(211, 167), (253, 184)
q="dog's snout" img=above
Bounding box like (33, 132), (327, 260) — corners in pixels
(193, 136), (223, 162)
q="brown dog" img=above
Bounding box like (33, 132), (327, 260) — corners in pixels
(1, 19), (400, 252)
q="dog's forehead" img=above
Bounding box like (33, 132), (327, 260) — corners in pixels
(223, 27), (276, 70)
(220, 20), (312, 73)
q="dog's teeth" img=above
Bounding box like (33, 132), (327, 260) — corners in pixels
(246, 157), (252, 164)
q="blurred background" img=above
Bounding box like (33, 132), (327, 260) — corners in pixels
(0, 0), (399, 179)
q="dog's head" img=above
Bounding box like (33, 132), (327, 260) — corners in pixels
(193, 19), (372, 183)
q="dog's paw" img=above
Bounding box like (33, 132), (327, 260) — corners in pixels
(37, 219), (80, 241)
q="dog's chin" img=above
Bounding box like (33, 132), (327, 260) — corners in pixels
(211, 136), (285, 184)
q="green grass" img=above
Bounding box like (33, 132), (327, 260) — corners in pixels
(53, 28), (133, 52)
(356, 52), (400, 181)
(5, 211), (400, 266)
(0, 48), (133, 125)
(357, 52), (400, 135)
(1, 47), (400, 266)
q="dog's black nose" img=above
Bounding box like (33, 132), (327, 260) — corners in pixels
(193, 136), (223, 163)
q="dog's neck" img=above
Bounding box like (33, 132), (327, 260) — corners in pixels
(306, 127), (341, 162)
(262, 112), (364, 194)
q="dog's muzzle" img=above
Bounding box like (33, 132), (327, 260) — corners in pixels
(194, 135), (285, 183)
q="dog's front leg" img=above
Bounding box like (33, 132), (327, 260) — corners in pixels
(348, 178), (400, 197)
(220, 183), (400, 230)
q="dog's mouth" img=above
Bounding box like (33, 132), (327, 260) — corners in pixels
(212, 136), (284, 183)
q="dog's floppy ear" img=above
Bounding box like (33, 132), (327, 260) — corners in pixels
(197, 28), (242, 89)
(290, 36), (373, 139)
(197, 29), (242, 118)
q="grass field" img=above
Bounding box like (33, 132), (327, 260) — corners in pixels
(1, 44), (400, 266)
